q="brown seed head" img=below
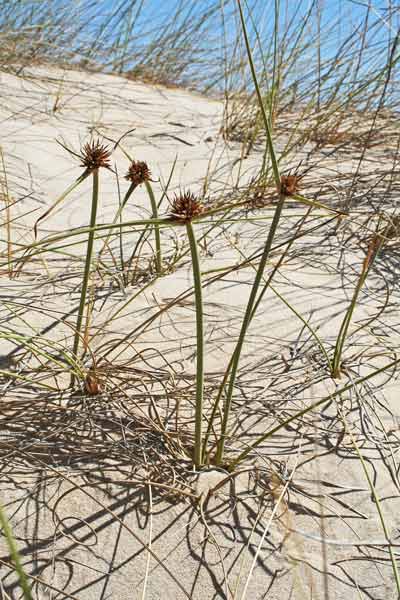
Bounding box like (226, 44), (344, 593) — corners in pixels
(80, 140), (112, 172)
(125, 160), (151, 186)
(84, 372), (102, 395)
(280, 174), (300, 197)
(170, 191), (204, 223)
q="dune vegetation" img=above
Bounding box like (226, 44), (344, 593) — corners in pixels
(0, 1), (400, 598)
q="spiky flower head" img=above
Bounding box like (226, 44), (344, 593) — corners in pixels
(280, 174), (300, 197)
(170, 191), (204, 223)
(125, 160), (151, 186)
(80, 140), (112, 172)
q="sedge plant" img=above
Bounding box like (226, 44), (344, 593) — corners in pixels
(214, 0), (283, 466)
(70, 140), (112, 386)
(209, 0), (342, 467)
(106, 146), (163, 278)
(169, 191), (205, 468)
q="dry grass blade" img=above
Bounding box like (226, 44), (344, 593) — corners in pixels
(1, 2), (400, 598)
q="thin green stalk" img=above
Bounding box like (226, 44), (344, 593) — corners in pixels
(332, 274), (368, 379)
(341, 411), (400, 596)
(34, 174), (88, 239)
(213, 0), (283, 467)
(316, 0), (322, 111)
(202, 207), (306, 460)
(186, 221), (204, 468)
(125, 157), (177, 277)
(71, 170), (99, 386)
(229, 355), (400, 470)
(270, 284), (332, 369)
(18, 217), (170, 271)
(98, 181), (136, 260)
(331, 238), (382, 378)
(0, 370), (57, 391)
(0, 146), (12, 278)
(206, 210), (328, 460)
(117, 174), (125, 275)
(13, 174), (88, 275)
(237, 0), (280, 189)
(0, 503), (33, 600)
(271, 0), (280, 126)
(0, 331), (84, 382)
(215, 193), (285, 465)
(145, 180), (162, 274)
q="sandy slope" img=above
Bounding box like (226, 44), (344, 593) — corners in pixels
(0, 66), (399, 600)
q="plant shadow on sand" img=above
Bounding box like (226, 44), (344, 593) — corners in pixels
(1, 277), (400, 598)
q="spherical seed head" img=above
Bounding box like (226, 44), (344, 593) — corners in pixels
(170, 191), (204, 223)
(125, 160), (151, 186)
(280, 174), (300, 197)
(80, 140), (112, 172)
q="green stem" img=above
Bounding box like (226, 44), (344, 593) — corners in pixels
(202, 210), (298, 460)
(237, 0), (280, 189)
(211, 0), (283, 467)
(98, 181), (136, 261)
(71, 170), (99, 386)
(145, 180), (162, 274)
(0, 503), (33, 600)
(215, 193), (285, 465)
(230, 356), (400, 470)
(118, 179), (126, 275)
(331, 275), (366, 378)
(186, 221), (204, 468)
(344, 418), (400, 595)
(271, 0), (280, 126)
(331, 240), (382, 378)
(270, 284), (332, 369)
(34, 174), (88, 239)
(125, 156), (177, 277)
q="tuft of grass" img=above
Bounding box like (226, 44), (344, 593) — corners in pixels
(1, 5), (400, 597)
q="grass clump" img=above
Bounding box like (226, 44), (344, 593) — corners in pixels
(1, 2), (400, 599)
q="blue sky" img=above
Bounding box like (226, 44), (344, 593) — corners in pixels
(99, 0), (398, 49)
(93, 0), (399, 94)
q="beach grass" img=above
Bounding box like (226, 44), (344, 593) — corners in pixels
(0, 0), (399, 598)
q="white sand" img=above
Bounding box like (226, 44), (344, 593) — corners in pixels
(0, 66), (399, 600)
